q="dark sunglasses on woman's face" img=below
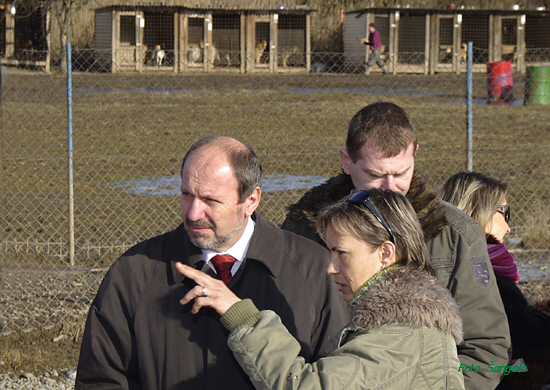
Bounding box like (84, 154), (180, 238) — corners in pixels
(496, 204), (510, 224)
(348, 190), (395, 244)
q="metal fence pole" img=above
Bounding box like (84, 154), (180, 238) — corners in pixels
(67, 43), (75, 267)
(2, 48), (550, 334)
(466, 41), (473, 171)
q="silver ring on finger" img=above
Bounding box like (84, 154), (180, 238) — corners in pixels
(201, 286), (207, 297)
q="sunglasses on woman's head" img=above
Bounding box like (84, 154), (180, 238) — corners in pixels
(348, 190), (395, 244)
(496, 204), (510, 224)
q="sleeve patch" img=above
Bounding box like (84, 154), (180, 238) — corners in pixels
(470, 257), (490, 287)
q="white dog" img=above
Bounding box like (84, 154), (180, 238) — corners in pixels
(187, 40), (220, 66)
(154, 45), (165, 66)
(188, 42), (202, 64)
(206, 44), (220, 66)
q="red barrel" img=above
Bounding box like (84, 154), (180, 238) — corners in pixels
(487, 61), (513, 104)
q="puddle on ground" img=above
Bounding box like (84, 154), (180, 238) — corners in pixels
(261, 174), (328, 192)
(110, 176), (549, 281)
(112, 174), (327, 196)
(447, 98), (525, 106)
(76, 86), (529, 106)
(75, 87), (209, 94)
(515, 256), (550, 282)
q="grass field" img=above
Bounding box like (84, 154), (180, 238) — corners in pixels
(1, 67), (550, 376)
(2, 70), (550, 256)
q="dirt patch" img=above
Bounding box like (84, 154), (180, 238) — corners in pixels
(518, 279), (550, 303)
(1, 277), (547, 376)
(0, 324), (83, 375)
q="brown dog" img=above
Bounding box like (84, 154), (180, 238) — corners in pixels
(142, 44), (148, 64)
(281, 46), (299, 68)
(459, 43), (467, 64)
(255, 40), (267, 64)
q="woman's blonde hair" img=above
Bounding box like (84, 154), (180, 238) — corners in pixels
(439, 171), (508, 232)
(316, 188), (433, 274)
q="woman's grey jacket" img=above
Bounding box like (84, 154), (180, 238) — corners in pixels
(221, 266), (465, 390)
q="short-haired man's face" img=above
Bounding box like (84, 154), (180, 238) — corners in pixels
(180, 147), (258, 252)
(340, 142), (417, 195)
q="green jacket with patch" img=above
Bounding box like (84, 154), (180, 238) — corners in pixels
(281, 171), (511, 390)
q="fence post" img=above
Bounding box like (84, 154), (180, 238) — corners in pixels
(466, 41), (473, 171)
(67, 43), (75, 267)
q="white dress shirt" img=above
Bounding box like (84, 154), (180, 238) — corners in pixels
(202, 216), (255, 276)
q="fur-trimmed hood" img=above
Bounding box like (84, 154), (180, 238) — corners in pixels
(285, 171), (447, 241)
(349, 267), (463, 344)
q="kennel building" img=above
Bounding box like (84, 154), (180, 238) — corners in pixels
(344, 7), (550, 75)
(1, 0), (51, 70)
(93, 5), (313, 73)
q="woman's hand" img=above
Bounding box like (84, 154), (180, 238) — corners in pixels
(176, 262), (242, 316)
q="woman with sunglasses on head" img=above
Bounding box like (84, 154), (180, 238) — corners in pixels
(440, 171), (550, 386)
(176, 189), (465, 390)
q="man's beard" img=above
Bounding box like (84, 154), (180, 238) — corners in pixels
(185, 214), (244, 251)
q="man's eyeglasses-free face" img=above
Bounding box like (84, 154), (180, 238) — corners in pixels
(348, 190), (395, 244)
(496, 204), (510, 224)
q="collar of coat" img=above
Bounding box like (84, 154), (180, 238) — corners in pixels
(169, 213), (293, 284)
(347, 266), (463, 344)
(486, 234), (500, 245)
(286, 170), (448, 242)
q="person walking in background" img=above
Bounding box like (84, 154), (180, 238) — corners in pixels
(281, 102), (511, 389)
(177, 189), (465, 390)
(75, 135), (348, 389)
(362, 23), (389, 76)
(440, 171), (550, 389)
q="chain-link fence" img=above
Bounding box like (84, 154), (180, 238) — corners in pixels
(1, 47), (550, 335)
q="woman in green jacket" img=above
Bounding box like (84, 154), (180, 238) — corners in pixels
(177, 189), (465, 390)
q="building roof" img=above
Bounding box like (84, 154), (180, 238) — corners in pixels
(95, 4), (315, 15)
(347, 6), (548, 17)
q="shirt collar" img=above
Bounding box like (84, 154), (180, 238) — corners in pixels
(170, 214), (282, 285)
(202, 216), (255, 274)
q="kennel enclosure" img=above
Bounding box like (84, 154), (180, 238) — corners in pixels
(93, 5), (314, 73)
(344, 7), (550, 74)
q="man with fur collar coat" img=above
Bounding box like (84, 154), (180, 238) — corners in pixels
(281, 103), (511, 390)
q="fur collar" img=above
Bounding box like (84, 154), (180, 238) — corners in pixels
(349, 267), (463, 344)
(486, 234), (500, 245)
(286, 171), (447, 241)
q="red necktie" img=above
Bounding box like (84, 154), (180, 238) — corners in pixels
(211, 254), (236, 284)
